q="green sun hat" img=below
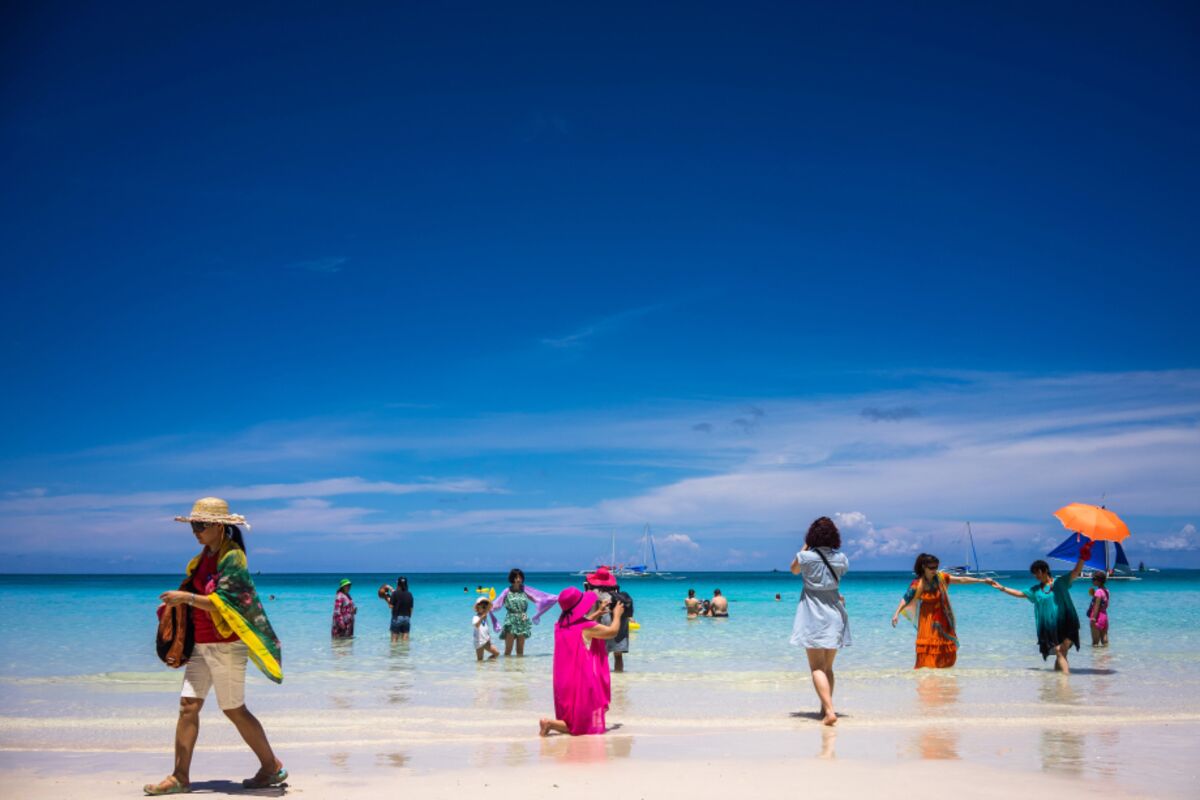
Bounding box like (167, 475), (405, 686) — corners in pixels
(339, 578), (352, 589)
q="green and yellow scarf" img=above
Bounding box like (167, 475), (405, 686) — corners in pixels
(186, 541), (283, 683)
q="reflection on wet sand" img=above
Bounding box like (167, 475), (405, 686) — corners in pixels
(376, 751), (409, 768)
(539, 733), (635, 763)
(1041, 728), (1086, 776)
(915, 727), (959, 760)
(818, 727), (836, 760)
(329, 751), (350, 770)
(1038, 674), (1080, 707)
(916, 673), (961, 713)
(908, 672), (961, 760)
(499, 682), (532, 709)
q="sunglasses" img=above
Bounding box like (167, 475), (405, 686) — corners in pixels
(190, 521), (214, 532)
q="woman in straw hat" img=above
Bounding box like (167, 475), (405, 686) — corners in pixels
(143, 498), (287, 796)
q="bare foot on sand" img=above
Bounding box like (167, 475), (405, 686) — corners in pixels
(539, 718), (552, 737)
(822, 711), (838, 726)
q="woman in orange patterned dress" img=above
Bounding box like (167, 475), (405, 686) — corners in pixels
(891, 553), (990, 668)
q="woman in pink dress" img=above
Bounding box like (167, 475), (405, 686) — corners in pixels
(539, 586), (625, 736)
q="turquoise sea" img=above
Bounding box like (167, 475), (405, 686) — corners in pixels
(2, 569), (1199, 793)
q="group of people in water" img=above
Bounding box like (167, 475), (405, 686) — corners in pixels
(683, 587), (729, 618)
(145, 497), (1115, 795)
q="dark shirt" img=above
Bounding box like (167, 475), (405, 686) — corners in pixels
(390, 590), (414, 617)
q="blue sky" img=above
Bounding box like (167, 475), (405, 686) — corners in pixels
(1, 3), (1197, 572)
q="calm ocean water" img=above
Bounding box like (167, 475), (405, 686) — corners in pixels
(3, 568), (1200, 793)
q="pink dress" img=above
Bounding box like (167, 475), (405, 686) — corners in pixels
(1089, 587), (1109, 632)
(553, 600), (612, 735)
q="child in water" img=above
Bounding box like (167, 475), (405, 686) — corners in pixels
(473, 596), (499, 660)
(1088, 572), (1110, 647)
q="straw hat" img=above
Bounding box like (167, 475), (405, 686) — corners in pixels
(174, 497), (251, 529)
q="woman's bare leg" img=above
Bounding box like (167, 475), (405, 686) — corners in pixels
(516, 635), (526, 656)
(1054, 640), (1072, 674)
(145, 697), (203, 793)
(806, 648), (837, 725)
(223, 705), (279, 774)
(539, 718), (570, 736)
(504, 632), (515, 656)
(1090, 623), (1100, 646)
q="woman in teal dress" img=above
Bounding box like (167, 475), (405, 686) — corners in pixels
(990, 542), (1091, 673)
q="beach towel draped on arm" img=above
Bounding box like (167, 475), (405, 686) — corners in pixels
(489, 586), (560, 634)
(187, 543), (283, 683)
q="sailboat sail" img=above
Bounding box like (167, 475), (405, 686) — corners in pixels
(1046, 533), (1107, 571)
(1115, 542), (1131, 570)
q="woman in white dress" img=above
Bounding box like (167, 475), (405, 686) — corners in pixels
(790, 516), (850, 726)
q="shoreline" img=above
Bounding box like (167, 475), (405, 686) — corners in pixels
(0, 750), (1163, 800)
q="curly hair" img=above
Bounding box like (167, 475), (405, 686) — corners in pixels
(912, 553), (940, 575)
(805, 516), (841, 550)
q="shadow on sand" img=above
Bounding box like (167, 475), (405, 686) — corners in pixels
(184, 780), (288, 796)
(789, 711), (847, 721)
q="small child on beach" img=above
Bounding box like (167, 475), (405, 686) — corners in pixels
(1088, 573), (1110, 647)
(474, 597), (499, 660)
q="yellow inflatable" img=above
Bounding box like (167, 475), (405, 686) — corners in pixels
(476, 586), (496, 602)
(629, 621), (641, 631)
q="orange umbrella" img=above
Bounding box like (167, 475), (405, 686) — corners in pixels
(1053, 503), (1130, 543)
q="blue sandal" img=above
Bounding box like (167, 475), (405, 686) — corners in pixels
(242, 765), (288, 789)
(143, 776), (191, 795)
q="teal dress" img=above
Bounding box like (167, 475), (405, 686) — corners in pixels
(502, 591), (533, 638)
(1023, 575), (1081, 659)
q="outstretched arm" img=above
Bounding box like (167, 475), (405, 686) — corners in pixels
(946, 574), (989, 585)
(891, 598), (907, 627)
(989, 581), (1026, 599)
(1069, 542), (1094, 581)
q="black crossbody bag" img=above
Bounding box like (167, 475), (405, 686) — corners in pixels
(812, 547), (840, 584)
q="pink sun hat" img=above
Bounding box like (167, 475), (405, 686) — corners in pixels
(585, 566), (617, 588)
(557, 586), (597, 625)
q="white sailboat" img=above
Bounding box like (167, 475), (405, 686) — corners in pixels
(616, 524), (672, 578)
(945, 522), (1007, 579)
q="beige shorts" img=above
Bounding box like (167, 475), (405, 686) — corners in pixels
(181, 642), (248, 710)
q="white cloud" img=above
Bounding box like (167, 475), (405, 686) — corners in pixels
(661, 533), (700, 550)
(1146, 523), (1199, 551)
(834, 511), (921, 559)
(0, 476), (504, 515)
(540, 304), (661, 350)
(3, 369), (1199, 568)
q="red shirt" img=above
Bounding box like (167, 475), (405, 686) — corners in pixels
(191, 550), (237, 644)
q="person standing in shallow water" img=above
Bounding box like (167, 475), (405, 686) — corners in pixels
(684, 589), (700, 618)
(331, 579), (356, 639)
(385, 577), (414, 643)
(890, 553), (992, 669)
(1088, 572), (1110, 647)
(490, 568), (558, 657)
(144, 498), (286, 796)
(789, 516), (850, 726)
(989, 543), (1092, 673)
